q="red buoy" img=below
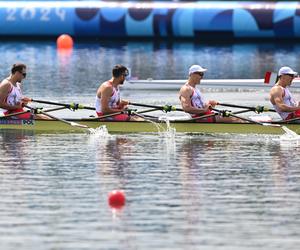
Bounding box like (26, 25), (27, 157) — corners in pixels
(108, 190), (126, 209)
(56, 34), (73, 49)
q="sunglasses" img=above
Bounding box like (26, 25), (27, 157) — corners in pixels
(19, 71), (26, 78)
(284, 74), (296, 78)
(194, 72), (204, 77)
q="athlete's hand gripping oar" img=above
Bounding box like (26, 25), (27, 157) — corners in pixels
(129, 102), (184, 112)
(29, 99), (95, 111)
(217, 103), (276, 113)
(25, 105), (89, 129)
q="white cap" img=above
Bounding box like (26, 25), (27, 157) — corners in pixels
(278, 66), (298, 76)
(189, 65), (207, 75)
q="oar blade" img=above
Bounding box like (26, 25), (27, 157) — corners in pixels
(70, 122), (88, 128)
(261, 123), (281, 127)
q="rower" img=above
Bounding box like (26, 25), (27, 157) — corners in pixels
(179, 65), (242, 123)
(270, 66), (300, 122)
(0, 63), (49, 119)
(95, 64), (142, 121)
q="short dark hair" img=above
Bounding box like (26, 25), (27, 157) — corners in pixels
(112, 64), (128, 78)
(11, 63), (26, 74)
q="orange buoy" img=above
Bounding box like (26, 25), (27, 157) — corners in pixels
(56, 34), (73, 49)
(108, 190), (126, 209)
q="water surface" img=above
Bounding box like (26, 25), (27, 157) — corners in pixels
(1, 130), (300, 250)
(1, 40), (300, 250)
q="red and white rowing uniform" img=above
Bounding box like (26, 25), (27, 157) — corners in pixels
(272, 86), (300, 120)
(1, 81), (31, 119)
(95, 80), (129, 121)
(181, 83), (215, 123)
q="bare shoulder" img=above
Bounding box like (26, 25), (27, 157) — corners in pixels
(0, 79), (11, 91)
(270, 85), (283, 95)
(97, 81), (111, 93)
(179, 84), (192, 96)
(100, 81), (114, 96)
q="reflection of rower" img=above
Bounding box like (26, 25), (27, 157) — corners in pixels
(179, 65), (241, 123)
(0, 63), (48, 119)
(0, 129), (34, 166)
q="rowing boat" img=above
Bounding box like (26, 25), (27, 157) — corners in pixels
(1, 99), (298, 135)
(0, 118), (299, 135)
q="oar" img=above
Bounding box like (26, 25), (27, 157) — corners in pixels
(186, 109), (250, 122)
(0, 106), (67, 119)
(277, 116), (300, 124)
(233, 109), (253, 115)
(92, 112), (124, 120)
(25, 105), (89, 129)
(87, 108), (157, 121)
(212, 108), (280, 127)
(0, 110), (31, 119)
(218, 103), (276, 113)
(130, 102), (184, 112)
(42, 106), (69, 112)
(137, 108), (161, 114)
(30, 99), (95, 111)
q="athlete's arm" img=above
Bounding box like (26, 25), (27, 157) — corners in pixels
(179, 86), (210, 114)
(118, 99), (129, 109)
(270, 87), (300, 112)
(0, 82), (23, 110)
(100, 86), (125, 114)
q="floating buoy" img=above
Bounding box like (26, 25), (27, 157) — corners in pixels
(56, 34), (73, 49)
(108, 190), (126, 209)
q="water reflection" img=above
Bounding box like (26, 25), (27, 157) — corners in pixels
(0, 130), (34, 167)
(1, 40), (300, 98)
(0, 131), (300, 249)
(91, 135), (134, 188)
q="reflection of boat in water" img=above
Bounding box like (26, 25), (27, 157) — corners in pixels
(124, 79), (300, 90)
(0, 119), (299, 135)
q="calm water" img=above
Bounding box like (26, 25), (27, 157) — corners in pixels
(1, 40), (300, 249)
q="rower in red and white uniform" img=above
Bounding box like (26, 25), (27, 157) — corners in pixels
(0, 63), (48, 120)
(95, 64), (142, 121)
(270, 66), (300, 121)
(179, 64), (240, 123)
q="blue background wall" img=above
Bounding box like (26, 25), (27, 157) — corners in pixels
(0, 1), (299, 39)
